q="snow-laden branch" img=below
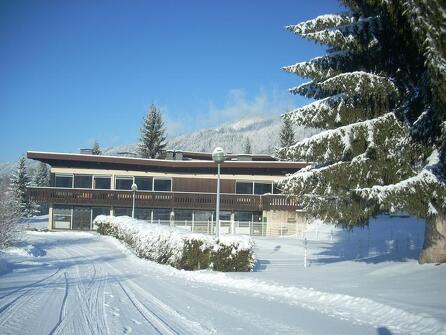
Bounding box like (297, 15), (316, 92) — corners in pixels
(289, 71), (399, 102)
(284, 113), (404, 162)
(286, 14), (353, 35)
(355, 150), (446, 216)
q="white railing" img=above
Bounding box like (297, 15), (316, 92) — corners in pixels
(135, 219), (269, 236)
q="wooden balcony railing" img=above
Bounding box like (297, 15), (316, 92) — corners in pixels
(28, 187), (300, 212)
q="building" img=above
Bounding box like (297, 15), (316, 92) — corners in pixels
(27, 150), (308, 236)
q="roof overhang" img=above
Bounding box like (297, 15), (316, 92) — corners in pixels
(27, 151), (308, 175)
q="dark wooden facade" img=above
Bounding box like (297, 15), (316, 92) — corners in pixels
(27, 151), (306, 214)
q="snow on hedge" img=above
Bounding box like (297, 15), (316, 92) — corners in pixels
(94, 215), (256, 272)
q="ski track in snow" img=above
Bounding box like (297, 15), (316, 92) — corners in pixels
(0, 231), (445, 335)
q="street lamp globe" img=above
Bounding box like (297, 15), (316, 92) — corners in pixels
(131, 183), (138, 192)
(212, 147), (226, 164)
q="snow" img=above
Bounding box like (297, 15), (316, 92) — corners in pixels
(0, 215), (445, 334)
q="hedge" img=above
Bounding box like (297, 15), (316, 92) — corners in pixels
(94, 215), (256, 272)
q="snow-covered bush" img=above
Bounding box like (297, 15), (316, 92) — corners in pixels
(94, 215), (255, 272)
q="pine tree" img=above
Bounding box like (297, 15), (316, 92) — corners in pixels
(276, 114), (295, 159)
(0, 190), (19, 248)
(138, 104), (167, 159)
(244, 137), (252, 154)
(10, 157), (38, 218)
(92, 140), (102, 155)
(32, 162), (50, 187)
(279, 1), (446, 263)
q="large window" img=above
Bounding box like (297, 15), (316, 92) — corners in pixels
(92, 207), (111, 230)
(153, 208), (171, 221)
(115, 177), (133, 190)
(55, 174), (73, 188)
(114, 207), (132, 217)
(74, 175), (92, 188)
(254, 182), (273, 195)
(236, 182), (253, 194)
(194, 210), (213, 222)
(94, 176), (111, 189)
(135, 177), (153, 191)
(234, 211), (262, 222)
(154, 179), (171, 191)
(175, 209), (193, 221)
(53, 206), (71, 229)
(236, 181), (273, 195)
(135, 208), (152, 221)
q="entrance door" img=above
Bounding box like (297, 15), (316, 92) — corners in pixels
(72, 206), (91, 230)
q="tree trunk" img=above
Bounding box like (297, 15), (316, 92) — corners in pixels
(419, 213), (446, 264)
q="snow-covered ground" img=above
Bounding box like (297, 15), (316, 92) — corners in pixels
(0, 216), (445, 335)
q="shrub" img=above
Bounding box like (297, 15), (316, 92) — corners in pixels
(94, 215), (255, 272)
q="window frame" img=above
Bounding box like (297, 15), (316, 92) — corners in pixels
(93, 175), (112, 190)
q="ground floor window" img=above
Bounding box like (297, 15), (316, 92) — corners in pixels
(92, 207), (111, 229)
(193, 210), (214, 223)
(53, 206), (71, 229)
(53, 205), (111, 230)
(135, 208), (152, 221)
(114, 207), (132, 217)
(153, 208), (171, 222)
(175, 209), (193, 221)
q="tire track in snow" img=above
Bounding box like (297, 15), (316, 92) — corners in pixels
(51, 245), (109, 335)
(0, 267), (61, 301)
(103, 258), (213, 335)
(117, 281), (174, 335)
(0, 270), (66, 333)
(48, 272), (69, 335)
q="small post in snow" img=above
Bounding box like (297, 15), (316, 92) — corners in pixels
(304, 237), (308, 268)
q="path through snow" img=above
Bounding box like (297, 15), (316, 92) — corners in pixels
(0, 228), (445, 334)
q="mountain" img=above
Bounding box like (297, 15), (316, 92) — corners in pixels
(0, 115), (318, 177)
(104, 115), (318, 156)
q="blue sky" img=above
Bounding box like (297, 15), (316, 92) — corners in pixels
(0, 0), (343, 162)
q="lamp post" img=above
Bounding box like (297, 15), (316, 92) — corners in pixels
(212, 147), (225, 239)
(131, 183), (138, 219)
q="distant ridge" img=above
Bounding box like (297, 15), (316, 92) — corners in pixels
(0, 115), (318, 176)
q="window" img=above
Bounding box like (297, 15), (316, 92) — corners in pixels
(135, 208), (152, 220)
(115, 177), (133, 190)
(94, 176), (111, 189)
(219, 211), (231, 221)
(135, 177), (153, 191)
(194, 210), (213, 222)
(74, 175), (92, 188)
(236, 182), (253, 194)
(53, 206), (71, 229)
(175, 209), (193, 221)
(236, 181), (273, 195)
(234, 211), (253, 222)
(153, 208), (171, 221)
(92, 207), (110, 229)
(55, 174), (73, 188)
(154, 179), (171, 191)
(273, 183), (281, 194)
(114, 207), (132, 217)
(254, 182), (272, 195)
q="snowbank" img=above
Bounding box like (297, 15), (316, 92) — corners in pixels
(94, 215), (256, 272)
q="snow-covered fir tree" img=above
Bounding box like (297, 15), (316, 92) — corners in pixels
(0, 189), (20, 248)
(278, 0), (446, 263)
(277, 117), (295, 159)
(244, 137), (252, 154)
(92, 140), (102, 155)
(10, 157), (38, 218)
(32, 162), (49, 187)
(138, 104), (167, 159)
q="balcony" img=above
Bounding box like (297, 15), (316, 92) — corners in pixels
(28, 187), (300, 212)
